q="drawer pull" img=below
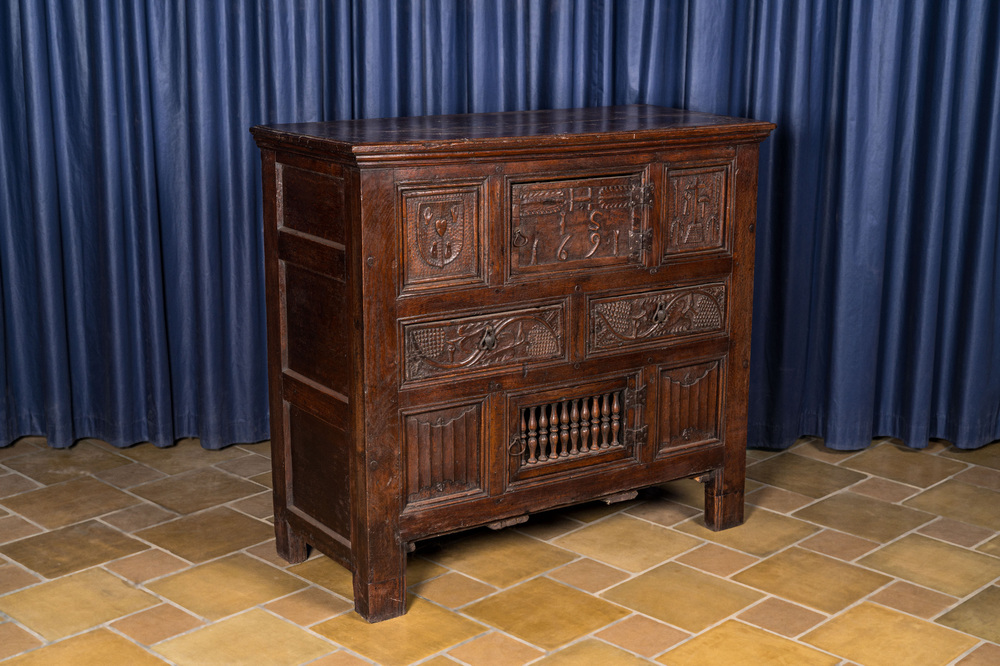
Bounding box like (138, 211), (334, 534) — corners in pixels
(512, 229), (528, 247)
(479, 326), (497, 351)
(651, 301), (668, 324)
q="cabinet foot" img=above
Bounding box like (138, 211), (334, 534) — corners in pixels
(275, 518), (309, 563)
(702, 474), (745, 532)
(354, 576), (407, 623)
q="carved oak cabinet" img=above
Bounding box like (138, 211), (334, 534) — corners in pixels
(251, 106), (774, 622)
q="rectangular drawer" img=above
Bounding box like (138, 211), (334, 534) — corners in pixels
(588, 282), (727, 355)
(402, 302), (566, 382)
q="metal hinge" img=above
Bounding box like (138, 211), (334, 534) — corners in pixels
(625, 384), (647, 408)
(630, 182), (654, 208)
(625, 424), (649, 447)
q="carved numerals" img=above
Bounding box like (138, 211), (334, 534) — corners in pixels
(404, 403), (484, 506)
(401, 184), (484, 291)
(589, 283), (727, 352)
(510, 173), (651, 276)
(665, 166), (728, 255)
(658, 360), (724, 453)
(403, 304), (564, 381)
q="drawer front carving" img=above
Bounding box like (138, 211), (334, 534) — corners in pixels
(506, 374), (646, 486)
(657, 359), (724, 455)
(664, 164), (730, 256)
(400, 183), (485, 292)
(509, 173), (651, 277)
(589, 283), (726, 353)
(403, 304), (564, 381)
(403, 402), (485, 508)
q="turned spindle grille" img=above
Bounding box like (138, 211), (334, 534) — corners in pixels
(517, 390), (625, 466)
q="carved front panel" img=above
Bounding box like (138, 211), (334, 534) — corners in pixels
(658, 360), (724, 454)
(404, 402), (484, 507)
(589, 283), (726, 353)
(403, 304), (564, 381)
(401, 184), (484, 291)
(665, 166), (728, 255)
(509, 173), (651, 276)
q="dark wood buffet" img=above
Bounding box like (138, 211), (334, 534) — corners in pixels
(251, 105), (774, 622)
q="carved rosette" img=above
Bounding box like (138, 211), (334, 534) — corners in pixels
(404, 305), (564, 381)
(666, 166), (728, 254)
(590, 284), (726, 351)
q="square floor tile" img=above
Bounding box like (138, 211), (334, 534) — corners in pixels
(659, 620), (839, 666)
(0, 477), (139, 528)
(513, 511), (583, 540)
(101, 503), (177, 532)
(147, 553), (308, 620)
(553, 514), (700, 572)
(411, 572), (496, 608)
(868, 581), (957, 618)
(851, 477), (921, 503)
(843, 442), (966, 487)
(0, 473), (41, 498)
(215, 453), (272, 478)
(919, 517), (997, 547)
(3, 629), (167, 666)
(733, 548), (891, 613)
(425, 529), (574, 588)
(737, 598), (827, 637)
(135, 506), (272, 562)
(937, 586), (1000, 643)
(540, 638), (651, 665)
(955, 465), (1000, 491)
(155, 608), (332, 665)
(131, 467), (264, 514)
(745, 485), (814, 512)
(0, 568), (158, 640)
(264, 586), (352, 625)
(747, 453), (865, 498)
(904, 480), (1000, 531)
(92, 462), (166, 488)
(798, 529), (880, 561)
(978, 535), (1000, 558)
(447, 632), (544, 665)
(793, 492), (934, 542)
(625, 497), (701, 526)
(675, 507), (818, 557)
(314, 596), (484, 666)
(942, 441), (1000, 470)
(467, 577), (626, 650)
(111, 603), (203, 645)
(0, 515), (43, 544)
(0, 563), (41, 595)
(958, 643), (1000, 666)
(2, 442), (131, 485)
(804, 603), (977, 666)
(602, 562), (762, 632)
(675, 543), (758, 576)
(117, 438), (245, 475)
(0, 520), (148, 578)
(595, 615), (688, 657)
(860, 533), (1000, 596)
(547, 558), (629, 593)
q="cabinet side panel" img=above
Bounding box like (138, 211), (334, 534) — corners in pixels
(284, 264), (349, 395)
(288, 405), (352, 542)
(280, 164), (346, 244)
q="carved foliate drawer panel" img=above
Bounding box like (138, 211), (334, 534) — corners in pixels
(509, 172), (651, 277)
(506, 373), (646, 487)
(589, 283), (727, 353)
(657, 359), (725, 455)
(664, 164), (731, 256)
(400, 183), (485, 292)
(403, 401), (485, 510)
(403, 303), (565, 381)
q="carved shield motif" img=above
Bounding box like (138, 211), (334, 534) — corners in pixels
(416, 201), (464, 268)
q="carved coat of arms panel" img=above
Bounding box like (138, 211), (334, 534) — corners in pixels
(401, 185), (484, 291)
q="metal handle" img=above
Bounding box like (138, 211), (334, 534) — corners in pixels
(512, 229), (528, 247)
(479, 326), (497, 351)
(651, 301), (668, 324)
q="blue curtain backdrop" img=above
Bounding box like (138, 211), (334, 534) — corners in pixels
(1, 0), (998, 451)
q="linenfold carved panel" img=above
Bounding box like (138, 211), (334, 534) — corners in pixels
(401, 184), (484, 291)
(589, 283), (726, 352)
(658, 360), (724, 453)
(665, 166), (728, 255)
(403, 304), (564, 381)
(509, 173), (651, 276)
(403, 403), (483, 506)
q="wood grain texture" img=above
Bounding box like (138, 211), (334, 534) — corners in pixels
(251, 105), (773, 621)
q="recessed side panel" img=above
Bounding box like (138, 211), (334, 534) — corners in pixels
(399, 182), (487, 293)
(663, 163), (732, 258)
(278, 163), (346, 244)
(284, 264), (349, 395)
(402, 400), (487, 512)
(657, 358), (725, 456)
(508, 171), (652, 277)
(288, 404), (351, 544)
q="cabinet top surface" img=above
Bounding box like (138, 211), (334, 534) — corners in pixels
(251, 105), (774, 159)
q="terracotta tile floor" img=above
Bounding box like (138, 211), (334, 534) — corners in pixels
(1, 435), (998, 665)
